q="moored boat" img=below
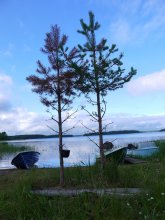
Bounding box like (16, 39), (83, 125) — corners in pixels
(11, 151), (40, 169)
(127, 141), (159, 157)
(127, 146), (158, 157)
(96, 146), (127, 164)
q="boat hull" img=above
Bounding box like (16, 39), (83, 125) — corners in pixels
(96, 147), (127, 164)
(11, 151), (40, 169)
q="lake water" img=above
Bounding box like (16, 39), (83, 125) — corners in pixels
(1, 131), (165, 169)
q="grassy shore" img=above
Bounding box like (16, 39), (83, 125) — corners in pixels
(0, 141), (165, 219)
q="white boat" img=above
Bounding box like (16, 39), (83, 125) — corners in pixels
(127, 142), (159, 157)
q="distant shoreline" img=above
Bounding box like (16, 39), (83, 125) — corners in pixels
(83, 130), (140, 136)
(1, 129), (164, 141)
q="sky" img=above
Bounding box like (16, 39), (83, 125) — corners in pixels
(1, 0), (165, 135)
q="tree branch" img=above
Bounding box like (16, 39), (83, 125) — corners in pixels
(86, 136), (100, 148)
(81, 106), (98, 122)
(102, 121), (113, 132)
(62, 109), (78, 124)
(46, 110), (59, 124)
(81, 122), (98, 133)
(47, 125), (59, 134)
(101, 96), (107, 119)
(62, 125), (76, 134)
(86, 95), (97, 105)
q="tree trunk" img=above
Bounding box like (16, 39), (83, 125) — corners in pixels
(57, 62), (64, 187)
(58, 94), (64, 187)
(93, 48), (105, 169)
(96, 90), (105, 169)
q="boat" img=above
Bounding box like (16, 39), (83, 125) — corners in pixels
(96, 146), (127, 164)
(11, 151), (40, 169)
(127, 142), (159, 157)
(127, 147), (158, 157)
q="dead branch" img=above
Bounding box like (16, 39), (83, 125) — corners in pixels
(62, 125), (76, 134)
(46, 110), (59, 124)
(81, 122), (98, 133)
(86, 135), (100, 148)
(81, 106), (98, 122)
(47, 125), (59, 134)
(111, 138), (117, 143)
(62, 109), (78, 124)
(102, 121), (113, 132)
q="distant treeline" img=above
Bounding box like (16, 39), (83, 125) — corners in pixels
(83, 130), (141, 136)
(0, 133), (73, 141)
(1, 129), (164, 141)
(0, 132), (8, 140)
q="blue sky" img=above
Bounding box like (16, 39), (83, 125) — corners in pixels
(1, 0), (165, 135)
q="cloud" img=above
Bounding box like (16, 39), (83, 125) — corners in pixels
(109, 0), (165, 45)
(0, 74), (12, 85)
(127, 69), (165, 95)
(1, 106), (165, 135)
(0, 108), (48, 134)
(110, 113), (165, 131)
(0, 73), (13, 112)
(75, 111), (165, 133)
(0, 70), (164, 135)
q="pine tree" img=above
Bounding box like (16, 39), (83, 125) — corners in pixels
(74, 12), (136, 169)
(27, 25), (78, 186)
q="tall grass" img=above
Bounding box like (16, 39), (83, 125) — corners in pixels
(0, 141), (165, 219)
(0, 142), (30, 156)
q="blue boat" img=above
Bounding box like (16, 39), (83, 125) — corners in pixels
(11, 151), (40, 169)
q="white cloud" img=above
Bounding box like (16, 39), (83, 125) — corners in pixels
(110, 113), (165, 131)
(0, 74), (12, 85)
(1, 106), (165, 135)
(127, 69), (165, 95)
(0, 108), (48, 135)
(0, 70), (164, 135)
(109, 0), (165, 45)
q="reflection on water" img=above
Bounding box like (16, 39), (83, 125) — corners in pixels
(0, 132), (165, 169)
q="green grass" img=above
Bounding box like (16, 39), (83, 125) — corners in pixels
(0, 142), (30, 156)
(0, 141), (165, 219)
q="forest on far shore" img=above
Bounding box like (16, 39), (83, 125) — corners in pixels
(0, 129), (165, 141)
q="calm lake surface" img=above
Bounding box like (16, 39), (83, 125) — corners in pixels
(1, 131), (165, 169)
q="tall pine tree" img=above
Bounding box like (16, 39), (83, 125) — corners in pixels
(74, 12), (136, 168)
(27, 25), (78, 186)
